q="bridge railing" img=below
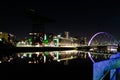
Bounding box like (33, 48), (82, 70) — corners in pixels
(93, 52), (120, 80)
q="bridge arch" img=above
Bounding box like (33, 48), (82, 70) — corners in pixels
(88, 32), (119, 46)
(87, 32), (119, 63)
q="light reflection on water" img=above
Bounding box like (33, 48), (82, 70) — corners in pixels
(0, 50), (114, 64)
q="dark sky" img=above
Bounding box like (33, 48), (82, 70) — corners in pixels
(0, 1), (120, 40)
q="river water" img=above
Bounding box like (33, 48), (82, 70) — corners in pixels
(0, 50), (114, 80)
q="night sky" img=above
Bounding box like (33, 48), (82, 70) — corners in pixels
(0, 1), (120, 40)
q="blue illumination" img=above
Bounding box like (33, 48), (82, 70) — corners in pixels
(93, 52), (120, 80)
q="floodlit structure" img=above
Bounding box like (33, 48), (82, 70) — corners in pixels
(53, 32), (79, 47)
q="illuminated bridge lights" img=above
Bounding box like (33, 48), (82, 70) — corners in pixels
(87, 32), (119, 63)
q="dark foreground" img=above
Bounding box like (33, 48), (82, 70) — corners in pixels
(0, 58), (93, 80)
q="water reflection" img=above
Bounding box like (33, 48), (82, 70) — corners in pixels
(0, 50), (114, 64)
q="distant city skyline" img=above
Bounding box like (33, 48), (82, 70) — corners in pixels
(0, 1), (120, 40)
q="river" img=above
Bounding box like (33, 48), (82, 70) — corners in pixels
(0, 50), (115, 80)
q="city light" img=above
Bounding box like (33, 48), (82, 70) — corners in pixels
(0, 38), (2, 41)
